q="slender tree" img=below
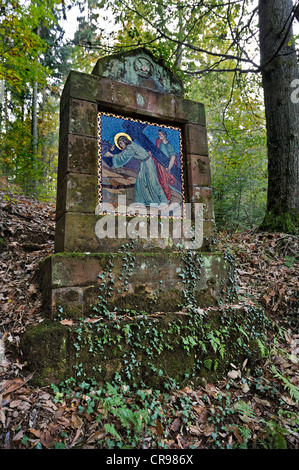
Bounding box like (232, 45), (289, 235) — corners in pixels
(259, 0), (299, 232)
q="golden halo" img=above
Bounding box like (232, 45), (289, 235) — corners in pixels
(114, 132), (132, 149)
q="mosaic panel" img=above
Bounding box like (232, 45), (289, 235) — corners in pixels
(97, 112), (186, 218)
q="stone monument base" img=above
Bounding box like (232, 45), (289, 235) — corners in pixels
(39, 251), (229, 319)
(20, 251), (238, 386)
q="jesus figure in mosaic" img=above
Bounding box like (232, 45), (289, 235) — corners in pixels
(104, 133), (169, 208)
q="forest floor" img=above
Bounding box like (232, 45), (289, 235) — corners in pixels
(0, 190), (298, 451)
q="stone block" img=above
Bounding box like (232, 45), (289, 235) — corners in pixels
(20, 320), (72, 386)
(60, 71), (113, 109)
(56, 173), (98, 220)
(59, 98), (97, 142)
(186, 154), (212, 187)
(108, 81), (177, 121)
(21, 301), (267, 387)
(52, 287), (84, 318)
(111, 81), (137, 111)
(184, 124), (209, 156)
(134, 89), (176, 121)
(203, 219), (217, 239)
(92, 48), (184, 96)
(188, 186), (215, 219)
(175, 97), (206, 125)
(40, 252), (229, 319)
(40, 253), (109, 289)
(57, 135), (97, 184)
(55, 212), (204, 254)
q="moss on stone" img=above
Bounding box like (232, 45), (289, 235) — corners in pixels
(21, 302), (270, 389)
(107, 288), (186, 313)
(20, 320), (72, 386)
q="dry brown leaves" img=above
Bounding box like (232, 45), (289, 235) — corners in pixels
(0, 195), (298, 449)
(218, 231), (298, 322)
(0, 192), (55, 352)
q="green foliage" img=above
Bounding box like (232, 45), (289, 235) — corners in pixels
(52, 378), (166, 449)
(0, 0), (59, 89)
(271, 366), (299, 402)
(0, 98), (58, 200)
(49, 241), (296, 450)
(189, 71), (267, 231)
(0, 1), (68, 201)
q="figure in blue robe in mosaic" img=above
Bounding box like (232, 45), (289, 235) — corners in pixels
(104, 135), (169, 208)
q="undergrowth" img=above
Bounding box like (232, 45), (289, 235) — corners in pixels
(48, 243), (298, 449)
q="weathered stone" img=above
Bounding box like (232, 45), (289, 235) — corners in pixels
(203, 219), (217, 239)
(112, 80), (137, 111)
(21, 303), (268, 387)
(133, 89), (176, 121)
(20, 320), (72, 386)
(57, 135), (97, 184)
(60, 71), (113, 111)
(186, 154), (212, 187)
(55, 212), (207, 253)
(40, 252), (229, 318)
(184, 124), (209, 156)
(175, 96), (206, 125)
(40, 253), (109, 290)
(56, 173), (98, 220)
(59, 98), (97, 142)
(92, 47), (184, 97)
(52, 287), (84, 318)
(188, 186), (215, 219)
(55, 213), (99, 253)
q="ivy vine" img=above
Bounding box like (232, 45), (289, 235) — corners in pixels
(56, 242), (271, 389)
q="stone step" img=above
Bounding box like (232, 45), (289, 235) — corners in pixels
(20, 301), (267, 388)
(39, 251), (232, 319)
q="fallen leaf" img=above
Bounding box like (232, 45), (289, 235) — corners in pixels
(253, 396), (271, 406)
(9, 400), (21, 408)
(189, 425), (201, 436)
(155, 419), (163, 436)
(231, 425), (243, 444)
(170, 418), (181, 432)
(40, 430), (54, 448)
(60, 319), (73, 326)
(1, 378), (24, 396)
(228, 370), (241, 379)
(86, 430), (106, 444)
(201, 423), (214, 437)
(242, 382), (250, 393)
(0, 409), (6, 427)
(29, 428), (41, 438)
(12, 430), (23, 441)
(72, 413), (83, 429)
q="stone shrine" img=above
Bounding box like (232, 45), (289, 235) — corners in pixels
(21, 49), (231, 386)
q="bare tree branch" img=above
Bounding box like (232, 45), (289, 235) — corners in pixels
(121, 0), (260, 69)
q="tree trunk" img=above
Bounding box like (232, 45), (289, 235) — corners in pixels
(32, 80), (38, 159)
(259, 0), (299, 233)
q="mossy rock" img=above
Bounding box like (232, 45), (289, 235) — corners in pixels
(21, 304), (270, 388)
(20, 320), (72, 386)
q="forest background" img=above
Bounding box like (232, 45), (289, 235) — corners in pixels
(0, 0), (299, 451)
(2, 0), (298, 232)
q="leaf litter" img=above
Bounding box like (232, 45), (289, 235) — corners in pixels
(0, 191), (298, 449)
